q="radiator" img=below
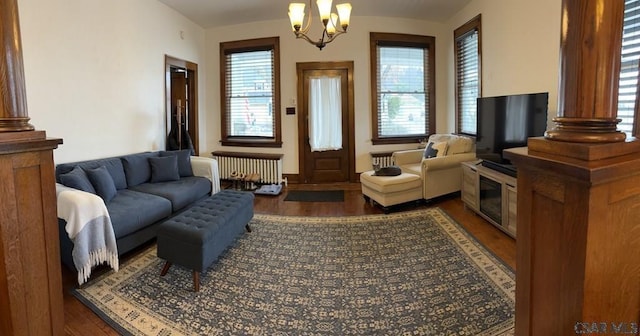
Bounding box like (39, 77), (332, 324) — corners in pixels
(370, 152), (394, 168)
(212, 151), (284, 185)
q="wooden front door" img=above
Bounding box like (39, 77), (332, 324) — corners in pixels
(297, 62), (355, 183)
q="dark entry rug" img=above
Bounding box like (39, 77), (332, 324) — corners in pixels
(72, 209), (515, 335)
(284, 189), (345, 202)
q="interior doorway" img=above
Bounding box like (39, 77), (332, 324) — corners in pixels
(165, 55), (199, 154)
(296, 61), (355, 183)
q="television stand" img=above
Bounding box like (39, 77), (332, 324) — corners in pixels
(461, 160), (517, 238)
(480, 160), (517, 178)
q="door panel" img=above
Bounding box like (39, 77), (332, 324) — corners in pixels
(301, 68), (350, 183)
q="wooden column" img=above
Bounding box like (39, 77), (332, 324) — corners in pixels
(546, 0), (626, 143)
(0, 0), (34, 132)
(0, 0), (64, 335)
(505, 0), (640, 334)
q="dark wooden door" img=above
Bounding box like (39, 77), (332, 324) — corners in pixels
(170, 69), (187, 124)
(165, 56), (199, 154)
(299, 67), (352, 183)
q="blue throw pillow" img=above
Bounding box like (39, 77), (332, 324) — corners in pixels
(149, 156), (181, 183)
(86, 166), (118, 202)
(59, 166), (96, 194)
(160, 149), (193, 177)
(121, 152), (158, 187)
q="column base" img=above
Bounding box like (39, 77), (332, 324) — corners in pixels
(0, 118), (35, 132)
(544, 117), (627, 143)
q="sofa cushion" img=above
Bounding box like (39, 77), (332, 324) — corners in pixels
(160, 149), (193, 177)
(56, 157), (127, 190)
(86, 166), (118, 202)
(121, 152), (158, 187)
(106, 189), (172, 238)
(58, 166), (96, 194)
(149, 156), (180, 183)
(424, 141), (447, 158)
(130, 176), (212, 212)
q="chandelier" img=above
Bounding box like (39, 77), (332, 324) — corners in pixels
(288, 0), (352, 50)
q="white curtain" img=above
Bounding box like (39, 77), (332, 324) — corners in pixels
(309, 76), (342, 151)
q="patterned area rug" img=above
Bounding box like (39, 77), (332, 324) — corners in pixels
(73, 208), (515, 335)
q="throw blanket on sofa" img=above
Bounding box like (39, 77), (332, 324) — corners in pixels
(56, 183), (119, 285)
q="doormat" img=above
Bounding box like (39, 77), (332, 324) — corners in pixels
(284, 190), (344, 202)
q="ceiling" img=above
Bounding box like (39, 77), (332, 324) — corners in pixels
(157, 0), (472, 29)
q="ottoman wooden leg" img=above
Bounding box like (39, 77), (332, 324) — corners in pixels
(245, 224), (252, 233)
(193, 271), (200, 292)
(160, 261), (172, 276)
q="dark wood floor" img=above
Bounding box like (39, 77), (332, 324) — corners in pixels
(61, 183), (516, 335)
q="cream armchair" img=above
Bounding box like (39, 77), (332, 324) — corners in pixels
(392, 134), (476, 200)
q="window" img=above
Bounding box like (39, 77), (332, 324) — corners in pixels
(370, 33), (436, 145)
(220, 37), (281, 147)
(455, 15), (481, 136)
(619, 0), (640, 137)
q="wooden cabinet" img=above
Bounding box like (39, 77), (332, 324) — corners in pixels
(0, 131), (64, 336)
(461, 160), (517, 238)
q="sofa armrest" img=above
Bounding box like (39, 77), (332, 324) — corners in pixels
(392, 149), (424, 166)
(191, 156), (221, 195)
(421, 152), (477, 172)
(56, 183), (119, 284)
(56, 184), (108, 238)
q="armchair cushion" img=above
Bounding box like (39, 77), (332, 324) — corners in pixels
(424, 141), (448, 158)
(425, 134), (474, 155)
(445, 136), (474, 155)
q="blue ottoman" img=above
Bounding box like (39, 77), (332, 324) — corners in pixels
(157, 190), (254, 291)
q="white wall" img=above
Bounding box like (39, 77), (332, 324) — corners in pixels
(447, 0), (562, 128)
(205, 17), (450, 174)
(17, 0), (563, 171)
(18, 0), (206, 163)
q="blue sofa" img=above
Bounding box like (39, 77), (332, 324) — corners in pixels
(55, 150), (220, 274)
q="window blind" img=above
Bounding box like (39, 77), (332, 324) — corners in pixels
(456, 29), (479, 135)
(224, 49), (275, 138)
(619, 0), (640, 137)
(376, 45), (429, 138)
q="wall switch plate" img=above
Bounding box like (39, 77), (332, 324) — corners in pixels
(286, 107), (295, 115)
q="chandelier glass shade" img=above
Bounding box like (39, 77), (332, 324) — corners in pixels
(288, 0), (352, 50)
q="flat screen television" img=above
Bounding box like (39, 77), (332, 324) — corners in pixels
(476, 92), (549, 177)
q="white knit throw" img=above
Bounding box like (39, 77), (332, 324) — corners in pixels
(56, 184), (119, 285)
